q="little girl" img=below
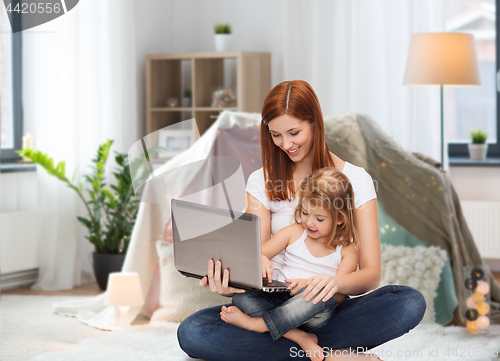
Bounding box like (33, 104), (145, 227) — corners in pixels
(220, 168), (359, 361)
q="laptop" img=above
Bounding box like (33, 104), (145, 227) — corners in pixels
(171, 199), (289, 293)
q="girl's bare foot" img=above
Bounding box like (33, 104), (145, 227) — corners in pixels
(220, 306), (326, 361)
(286, 330), (324, 361)
(219, 306), (267, 333)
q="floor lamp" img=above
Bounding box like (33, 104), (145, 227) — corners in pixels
(403, 33), (480, 169)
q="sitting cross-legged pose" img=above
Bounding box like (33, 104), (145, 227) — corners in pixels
(221, 168), (359, 361)
(177, 80), (426, 361)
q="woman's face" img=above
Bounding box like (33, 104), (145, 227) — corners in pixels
(267, 114), (314, 163)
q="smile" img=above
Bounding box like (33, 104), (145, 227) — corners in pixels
(306, 227), (318, 234)
(286, 146), (300, 156)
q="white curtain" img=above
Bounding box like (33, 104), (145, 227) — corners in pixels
(22, 0), (138, 290)
(284, 0), (445, 163)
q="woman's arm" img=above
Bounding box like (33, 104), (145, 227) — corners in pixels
(329, 245), (358, 304)
(246, 192), (271, 244)
(302, 199), (382, 303)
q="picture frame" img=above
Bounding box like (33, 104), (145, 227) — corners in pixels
(157, 129), (193, 158)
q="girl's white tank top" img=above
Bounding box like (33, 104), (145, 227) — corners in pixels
(278, 230), (343, 282)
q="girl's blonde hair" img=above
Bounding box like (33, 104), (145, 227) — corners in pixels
(294, 168), (359, 249)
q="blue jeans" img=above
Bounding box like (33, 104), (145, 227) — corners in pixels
(177, 285), (426, 361)
(232, 287), (338, 341)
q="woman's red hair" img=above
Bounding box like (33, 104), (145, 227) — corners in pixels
(261, 80), (333, 202)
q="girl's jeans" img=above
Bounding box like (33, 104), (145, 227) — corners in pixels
(177, 285), (426, 361)
(232, 287), (338, 341)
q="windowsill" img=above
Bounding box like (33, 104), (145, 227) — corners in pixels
(0, 160), (37, 173)
(449, 157), (500, 167)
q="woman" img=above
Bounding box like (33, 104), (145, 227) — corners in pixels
(177, 80), (425, 361)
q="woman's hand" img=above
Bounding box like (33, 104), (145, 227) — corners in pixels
(199, 259), (245, 297)
(262, 255), (274, 283)
(285, 278), (307, 296)
(302, 273), (342, 304)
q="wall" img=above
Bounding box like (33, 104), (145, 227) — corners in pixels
(0, 171), (38, 277)
(134, 0), (287, 135)
(449, 167), (500, 201)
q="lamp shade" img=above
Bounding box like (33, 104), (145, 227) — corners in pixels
(105, 272), (144, 307)
(403, 33), (480, 86)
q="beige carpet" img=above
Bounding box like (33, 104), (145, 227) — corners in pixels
(0, 295), (108, 361)
(2, 295), (500, 361)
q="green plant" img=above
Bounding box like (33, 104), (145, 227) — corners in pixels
(470, 130), (487, 144)
(183, 89), (192, 98)
(17, 140), (141, 254)
(213, 23), (231, 34)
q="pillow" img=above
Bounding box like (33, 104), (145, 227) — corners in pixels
(379, 244), (447, 324)
(151, 241), (229, 323)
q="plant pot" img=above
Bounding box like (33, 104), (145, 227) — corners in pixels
(92, 253), (126, 290)
(214, 34), (231, 52)
(182, 97), (191, 107)
(468, 144), (488, 161)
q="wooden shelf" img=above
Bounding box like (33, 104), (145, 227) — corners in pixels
(195, 107), (238, 112)
(151, 107), (193, 112)
(151, 107), (238, 112)
(145, 51), (271, 137)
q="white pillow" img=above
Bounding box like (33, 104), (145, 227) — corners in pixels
(151, 241), (229, 323)
(379, 244), (447, 324)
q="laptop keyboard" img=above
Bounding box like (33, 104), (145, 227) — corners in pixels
(262, 279), (290, 292)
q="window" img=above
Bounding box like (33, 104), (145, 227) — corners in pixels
(446, 0), (500, 158)
(0, 7), (22, 162)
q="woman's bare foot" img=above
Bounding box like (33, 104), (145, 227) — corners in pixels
(285, 329), (324, 361)
(219, 306), (268, 333)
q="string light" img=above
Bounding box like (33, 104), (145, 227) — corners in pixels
(476, 281), (490, 295)
(477, 315), (490, 329)
(466, 320), (478, 333)
(477, 302), (490, 315)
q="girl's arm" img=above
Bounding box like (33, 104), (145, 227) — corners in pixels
(303, 199), (382, 303)
(261, 226), (293, 259)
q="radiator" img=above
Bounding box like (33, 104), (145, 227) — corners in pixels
(460, 201), (500, 260)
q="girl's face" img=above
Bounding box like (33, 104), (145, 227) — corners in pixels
(300, 200), (340, 240)
(267, 114), (314, 163)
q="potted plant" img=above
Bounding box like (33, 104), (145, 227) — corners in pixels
(213, 23), (232, 52)
(468, 130), (488, 161)
(18, 140), (143, 290)
(182, 89), (192, 107)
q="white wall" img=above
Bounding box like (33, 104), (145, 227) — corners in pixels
(0, 172), (38, 275)
(449, 167), (500, 202)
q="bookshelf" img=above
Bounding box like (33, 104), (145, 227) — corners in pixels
(145, 52), (271, 160)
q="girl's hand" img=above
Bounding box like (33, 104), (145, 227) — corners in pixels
(302, 273), (342, 304)
(285, 278), (307, 296)
(261, 255), (274, 283)
(199, 259), (245, 297)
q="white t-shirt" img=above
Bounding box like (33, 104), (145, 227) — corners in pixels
(246, 162), (377, 272)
